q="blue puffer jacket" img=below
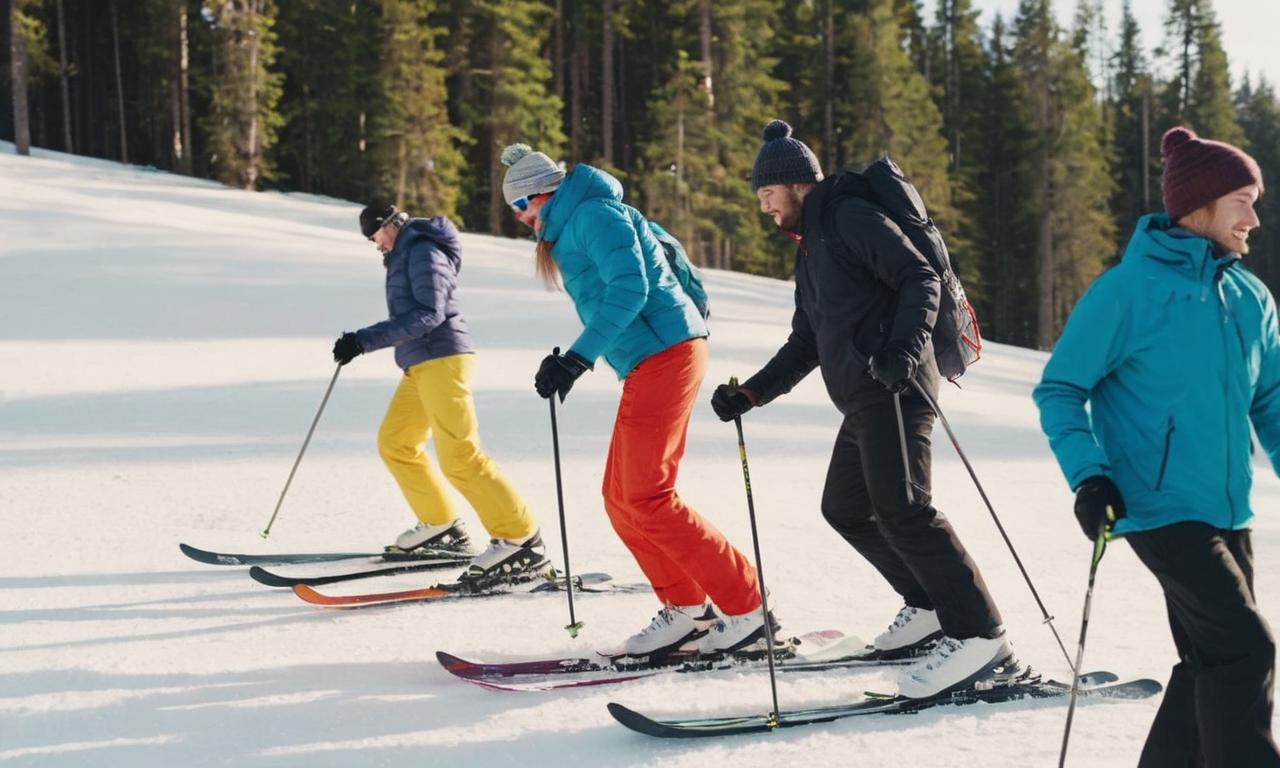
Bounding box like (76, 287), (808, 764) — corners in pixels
(354, 217), (473, 371)
(1034, 213), (1280, 535)
(538, 165), (707, 378)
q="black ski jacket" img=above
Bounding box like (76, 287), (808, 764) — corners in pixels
(743, 172), (941, 414)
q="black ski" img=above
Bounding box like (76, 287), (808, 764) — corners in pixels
(248, 556), (470, 587)
(179, 542), (465, 567)
(607, 671), (1162, 738)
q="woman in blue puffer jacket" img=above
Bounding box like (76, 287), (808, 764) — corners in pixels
(499, 144), (772, 660)
(331, 201), (545, 584)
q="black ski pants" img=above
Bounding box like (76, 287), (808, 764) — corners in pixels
(1126, 522), (1280, 768)
(820, 388), (1002, 640)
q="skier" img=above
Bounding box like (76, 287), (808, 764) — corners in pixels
(711, 120), (1009, 698)
(1035, 127), (1278, 766)
(332, 200), (548, 583)
(499, 143), (773, 658)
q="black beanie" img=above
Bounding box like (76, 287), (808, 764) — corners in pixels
(359, 199), (398, 238)
(751, 120), (823, 191)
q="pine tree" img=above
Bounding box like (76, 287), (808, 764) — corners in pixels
(273, 0), (380, 199)
(1109, 0), (1156, 248)
(838, 0), (954, 240)
(203, 0), (284, 189)
(455, 0), (564, 234)
(1235, 75), (1280, 290)
(373, 0), (467, 220)
(930, 0), (986, 292)
(971, 14), (1037, 345)
(1159, 0), (1241, 145)
(1013, 0), (1115, 348)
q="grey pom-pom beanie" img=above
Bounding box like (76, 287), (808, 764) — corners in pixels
(500, 143), (566, 205)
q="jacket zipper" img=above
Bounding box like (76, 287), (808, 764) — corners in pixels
(1216, 275), (1237, 528)
(1155, 417), (1175, 491)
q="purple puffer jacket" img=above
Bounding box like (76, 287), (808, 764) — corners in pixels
(354, 216), (473, 370)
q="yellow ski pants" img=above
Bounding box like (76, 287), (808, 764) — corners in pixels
(377, 353), (535, 541)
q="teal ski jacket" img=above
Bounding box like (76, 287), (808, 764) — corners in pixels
(1034, 213), (1280, 534)
(538, 164), (707, 378)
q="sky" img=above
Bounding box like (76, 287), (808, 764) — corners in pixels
(962, 0), (1280, 90)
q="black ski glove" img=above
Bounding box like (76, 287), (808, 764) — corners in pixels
(710, 384), (756, 422)
(333, 332), (364, 365)
(1073, 475), (1126, 541)
(869, 345), (919, 394)
(535, 348), (592, 402)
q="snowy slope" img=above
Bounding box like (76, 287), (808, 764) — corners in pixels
(2, 143), (1276, 767)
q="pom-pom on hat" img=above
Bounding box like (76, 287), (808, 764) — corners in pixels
(751, 120), (823, 191)
(1161, 126), (1264, 220)
(500, 143), (566, 205)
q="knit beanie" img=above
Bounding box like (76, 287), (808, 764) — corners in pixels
(751, 120), (823, 191)
(500, 143), (566, 205)
(1161, 126), (1264, 220)
(359, 198), (398, 238)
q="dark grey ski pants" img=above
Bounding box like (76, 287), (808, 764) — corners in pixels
(819, 388), (1002, 640)
(1127, 522), (1280, 767)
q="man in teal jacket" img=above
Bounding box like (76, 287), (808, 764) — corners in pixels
(1035, 127), (1277, 767)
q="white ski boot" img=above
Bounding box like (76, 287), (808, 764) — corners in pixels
(392, 518), (472, 554)
(461, 530), (551, 585)
(874, 605), (943, 652)
(621, 604), (719, 658)
(896, 633), (1015, 699)
(697, 607), (780, 656)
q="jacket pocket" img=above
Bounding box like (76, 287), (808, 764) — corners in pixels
(1154, 416), (1175, 492)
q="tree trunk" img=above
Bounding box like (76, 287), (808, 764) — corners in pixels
(244, 0), (260, 189)
(1141, 85), (1150, 211)
(822, 0), (833, 169)
(569, 0), (582, 162)
(487, 25), (503, 234)
(178, 0), (192, 173)
(1035, 89), (1054, 349)
(699, 0), (713, 108)
(10, 0), (30, 155)
(601, 0), (614, 165)
(553, 0), (564, 100)
(396, 135), (408, 204)
(56, 0), (72, 152)
(110, 0), (128, 162)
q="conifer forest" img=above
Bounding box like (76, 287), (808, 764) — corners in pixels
(6, 0), (1278, 349)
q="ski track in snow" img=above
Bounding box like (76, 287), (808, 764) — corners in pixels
(3, 142), (1277, 766)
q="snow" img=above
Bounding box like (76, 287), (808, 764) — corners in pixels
(2, 141), (1276, 767)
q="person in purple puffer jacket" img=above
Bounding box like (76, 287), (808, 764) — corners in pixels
(332, 200), (546, 584)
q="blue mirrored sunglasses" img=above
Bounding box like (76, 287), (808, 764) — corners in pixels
(510, 195), (533, 212)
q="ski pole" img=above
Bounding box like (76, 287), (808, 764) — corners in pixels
(892, 391), (915, 505)
(1058, 516), (1112, 768)
(729, 376), (782, 726)
(909, 378), (1075, 672)
(261, 363), (342, 538)
(548, 362), (583, 638)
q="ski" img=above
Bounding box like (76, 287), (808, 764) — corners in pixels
(179, 542), (464, 567)
(607, 671), (1163, 738)
(247, 556), (470, 587)
(293, 571), (644, 607)
(436, 631), (934, 692)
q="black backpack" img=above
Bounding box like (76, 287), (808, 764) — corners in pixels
(834, 156), (981, 382)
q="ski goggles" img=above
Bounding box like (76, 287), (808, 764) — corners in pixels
(510, 195), (534, 212)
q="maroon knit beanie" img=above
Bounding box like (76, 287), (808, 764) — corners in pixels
(1161, 126), (1264, 221)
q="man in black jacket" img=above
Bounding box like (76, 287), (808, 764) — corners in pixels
(711, 120), (1009, 699)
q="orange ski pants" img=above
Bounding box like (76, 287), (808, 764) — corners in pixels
(602, 338), (761, 616)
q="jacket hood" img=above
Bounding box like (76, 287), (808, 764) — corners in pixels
(1122, 212), (1233, 278)
(539, 165), (624, 243)
(389, 216), (462, 270)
